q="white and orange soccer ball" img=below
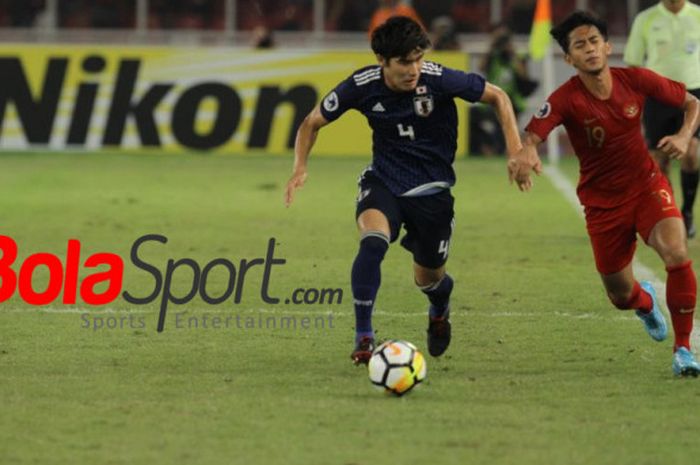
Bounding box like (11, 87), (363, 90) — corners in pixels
(368, 340), (427, 396)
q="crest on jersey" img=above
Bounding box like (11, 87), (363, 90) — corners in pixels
(623, 103), (639, 119)
(535, 102), (551, 119)
(323, 91), (339, 112)
(413, 95), (434, 117)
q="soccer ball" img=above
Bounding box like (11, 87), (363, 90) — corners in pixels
(368, 340), (427, 396)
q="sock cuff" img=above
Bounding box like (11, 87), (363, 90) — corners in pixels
(617, 281), (643, 310)
(360, 230), (390, 246)
(416, 273), (452, 292)
(666, 260), (693, 274)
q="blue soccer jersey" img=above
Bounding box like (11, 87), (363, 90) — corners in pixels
(319, 61), (485, 196)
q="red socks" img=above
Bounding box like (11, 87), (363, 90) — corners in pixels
(666, 261), (696, 351)
(617, 281), (653, 312)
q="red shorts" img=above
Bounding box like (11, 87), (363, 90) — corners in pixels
(584, 174), (681, 275)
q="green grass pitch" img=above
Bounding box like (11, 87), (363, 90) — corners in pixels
(1, 151), (699, 465)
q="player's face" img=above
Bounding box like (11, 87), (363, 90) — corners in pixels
(662, 0), (685, 13)
(378, 49), (424, 92)
(564, 25), (611, 75)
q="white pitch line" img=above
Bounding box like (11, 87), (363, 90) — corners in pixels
(544, 164), (700, 351)
(0, 307), (640, 322)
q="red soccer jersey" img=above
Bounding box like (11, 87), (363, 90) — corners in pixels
(526, 67), (686, 208)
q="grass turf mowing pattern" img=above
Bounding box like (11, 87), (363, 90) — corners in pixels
(1, 152), (699, 465)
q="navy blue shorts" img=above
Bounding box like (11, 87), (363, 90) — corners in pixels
(643, 88), (700, 147)
(355, 172), (455, 269)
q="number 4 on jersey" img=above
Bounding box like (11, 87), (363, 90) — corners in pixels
(397, 124), (415, 141)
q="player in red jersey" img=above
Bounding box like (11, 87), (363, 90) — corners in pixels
(511, 11), (700, 376)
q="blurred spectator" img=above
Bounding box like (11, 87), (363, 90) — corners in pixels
(368, 0), (423, 38)
(470, 25), (537, 155)
(589, 0), (629, 35)
(413, 0), (454, 29)
(278, 1), (312, 31)
(252, 25), (274, 48)
(431, 16), (459, 51)
(449, 0), (490, 32)
(92, 0), (126, 29)
(326, 0), (374, 31)
(237, 0), (311, 31)
(505, 0), (536, 34)
(0, 0), (45, 27)
(60, 0), (96, 28)
(59, 0), (135, 28)
(149, 0), (221, 30)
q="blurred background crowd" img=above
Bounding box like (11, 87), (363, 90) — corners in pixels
(0, 0), (663, 35)
(0, 0), (681, 157)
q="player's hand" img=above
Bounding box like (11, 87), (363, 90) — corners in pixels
(507, 157), (532, 191)
(508, 146), (542, 192)
(657, 134), (691, 159)
(285, 169), (308, 207)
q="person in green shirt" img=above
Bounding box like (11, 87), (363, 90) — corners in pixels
(470, 24), (537, 155)
(624, 0), (700, 238)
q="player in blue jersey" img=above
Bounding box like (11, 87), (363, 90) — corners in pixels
(285, 16), (537, 364)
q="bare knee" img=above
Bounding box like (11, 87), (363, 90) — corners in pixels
(414, 265), (444, 287)
(648, 217), (690, 267)
(658, 240), (689, 267)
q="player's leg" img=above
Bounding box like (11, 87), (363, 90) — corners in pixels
(646, 217), (699, 376)
(399, 191), (454, 356)
(680, 137), (699, 238)
(680, 89), (700, 239)
(350, 174), (401, 365)
(350, 209), (389, 364)
(600, 263), (667, 342)
(639, 178), (699, 376)
(414, 263), (453, 357)
(586, 204), (667, 341)
(415, 263), (451, 319)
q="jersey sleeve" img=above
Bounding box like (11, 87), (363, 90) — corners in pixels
(440, 67), (486, 102)
(319, 77), (361, 122)
(623, 13), (647, 66)
(632, 67), (686, 107)
(525, 92), (566, 141)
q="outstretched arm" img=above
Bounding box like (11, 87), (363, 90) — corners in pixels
(285, 105), (330, 207)
(657, 92), (700, 159)
(479, 82), (522, 158)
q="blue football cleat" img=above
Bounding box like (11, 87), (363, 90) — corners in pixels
(636, 281), (668, 342)
(673, 347), (700, 377)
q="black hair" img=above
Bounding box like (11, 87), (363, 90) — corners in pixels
(371, 16), (431, 60)
(550, 10), (608, 53)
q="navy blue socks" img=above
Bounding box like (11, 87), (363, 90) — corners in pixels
(351, 232), (389, 342)
(420, 274), (453, 319)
